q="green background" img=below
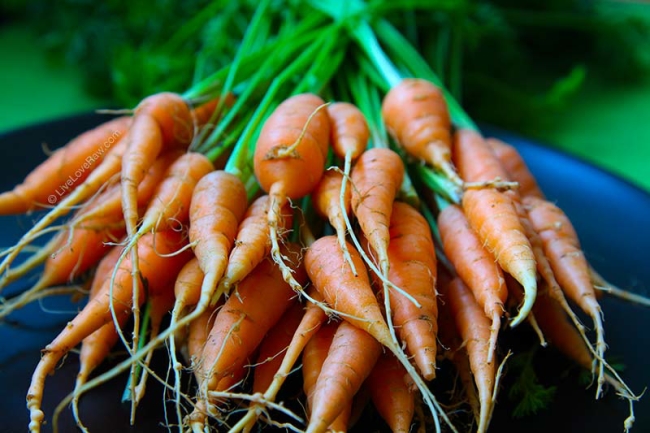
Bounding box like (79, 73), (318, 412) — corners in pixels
(1, 22), (649, 193)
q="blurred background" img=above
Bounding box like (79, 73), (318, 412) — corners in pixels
(1, 0), (649, 192)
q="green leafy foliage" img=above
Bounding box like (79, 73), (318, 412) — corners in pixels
(507, 348), (557, 418)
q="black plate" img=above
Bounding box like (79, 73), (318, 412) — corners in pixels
(0, 116), (648, 433)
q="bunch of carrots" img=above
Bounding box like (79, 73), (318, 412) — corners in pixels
(0, 1), (647, 432)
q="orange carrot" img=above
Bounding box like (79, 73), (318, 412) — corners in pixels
(350, 147), (404, 276)
(437, 203), (506, 364)
(217, 194), (294, 297)
(306, 320), (382, 433)
(253, 93), (330, 294)
(381, 78), (462, 189)
(229, 289), (329, 433)
(311, 170), (354, 270)
(366, 352), (415, 433)
(0, 116), (131, 277)
(305, 236), (391, 347)
(0, 213), (125, 319)
(367, 201), (439, 380)
(454, 129), (537, 328)
(304, 235), (452, 433)
(486, 137), (545, 199)
(189, 244), (306, 431)
(71, 244), (128, 428)
(440, 276), (497, 433)
(0, 116), (130, 215)
(74, 149), (183, 225)
(26, 229), (192, 432)
(533, 289), (637, 432)
(523, 195), (609, 396)
(327, 101), (369, 162)
(252, 299), (304, 395)
(302, 320), (351, 433)
(188, 170), (248, 308)
(436, 282), (481, 426)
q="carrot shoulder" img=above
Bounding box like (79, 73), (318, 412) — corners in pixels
(253, 93), (330, 295)
(381, 78), (462, 189)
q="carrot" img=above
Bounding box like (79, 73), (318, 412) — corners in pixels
(435, 270), (482, 426)
(0, 116), (130, 215)
(26, 229), (192, 432)
(486, 137), (545, 199)
(304, 235), (452, 433)
(74, 149), (183, 225)
(0, 117), (131, 277)
(301, 320), (351, 433)
(366, 352), (415, 433)
(439, 275), (497, 433)
(306, 320), (382, 433)
(71, 244), (127, 430)
(381, 78), (462, 190)
(189, 243), (306, 432)
(326, 101), (368, 163)
(0, 213), (125, 319)
(188, 170), (248, 308)
(113, 150), (213, 409)
(229, 288), (329, 433)
(523, 194), (611, 397)
(311, 169), (356, 273)
(350, 147), (404, 276)
(251, 299), (304, 396)
(437, 203), (507, 364)
(367, 201), (439, 380)
(216, 194), (294, 298)
(453, 129), (537, 327)
(253, 93), (330, 295)
(533, 288), (638, 432)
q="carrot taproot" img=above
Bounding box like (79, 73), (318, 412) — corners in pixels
(73, 149), (183, 225)
(306, 320), (382, 433)
(190, 93), (235, 133)
(71, 243), (128, 430)
(523, 194), (610, 397)
(533, 288), (638, 432)
(439, 275), (497, 433)
(381, 78), (462, 190)
(304, 235), (452, 433)
(251, 299), (304, 395)
(366, 201), (439, 380)
(0, 213), (125, 319)
(486, 137), (545, 199)
(366, 351), (415, 433)
(0, 116), (130, 215)
(26, 229), (192, 432)
(253, 93), (330, 295)
(301, 320), (351, 433)
(453, 129), (537, 328)
(311, 169), (356, 274)
(350, 147), (404, 276)
(323, 101), (369, 276)
(229, 288), (329, 433)
(189, 243), (306, 432)
(0, 117), (131, 277)
(216, 194), (294, 298)
(114, 150), (213, 410)
(437, 289), (481, 428)
(437, 202), (507, 364)
(188, 170), (248, 308)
